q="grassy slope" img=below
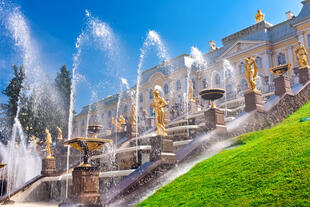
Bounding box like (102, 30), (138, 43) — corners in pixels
(138, 101), (310, 207)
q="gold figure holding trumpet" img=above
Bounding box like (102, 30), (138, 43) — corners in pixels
(295, 41), (310, 69)
(130, 104), (136, 125)
(245, 56), (260, 93)
(45, 129), (54, 159)
(56, 126), (63, 141)
(150, 88), (169, 136)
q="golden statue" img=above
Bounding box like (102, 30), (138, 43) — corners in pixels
(30, 135), (37, 145)
(118, 115), (126, 125)
(150, 89), (169, 136)
(255, 10), (265, 23)
(45, 129), (54, 159)
(56, 126), (63, 140)
(295, 41), (310, 69)
(112, 117), (122, 132)
(130, 104), (136, 125)
(245, 56), (260, 93)
(188, 79), (195, 102)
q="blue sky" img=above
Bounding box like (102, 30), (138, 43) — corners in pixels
(0, 0), (303, 112)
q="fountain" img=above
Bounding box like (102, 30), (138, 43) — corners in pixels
(61, 124), (112, 206)
(199, 88), (227, 134)
(0, 164), (7, 169)
(269, 64), (293, 97)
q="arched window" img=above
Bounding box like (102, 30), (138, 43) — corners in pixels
(277, 53), (286, 65)
(101, 113), (104, 119)
(108, 110), (111, 117)
(215, 74), (221, 85)
(164, 84), (169, 94)
(191, 79), (196, 89)
(124, 105), (128, 113)
(255, 56), (263, 69)
(149, 89), (153, 99)
(238, 62), (245, 75)
(176, 80), (181, 90)
(240, 79), (248, 91)
(139, 93), (143, 103)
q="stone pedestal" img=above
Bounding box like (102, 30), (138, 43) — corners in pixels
(41, 157), (56, 176)
(244, 90), (264, 112)
(204, 108), (227, 134)
(298, 67), (310, 85)
(60, 167), (100, 207)
(274, 76), (293, 97)
(72, 167), (100, 206)
(150, 135), (176, 164)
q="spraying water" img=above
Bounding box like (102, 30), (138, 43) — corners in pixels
(223, 59), (238, 115)
(0, 3), (43, 194)
(134, 30), (169, 135)
(66, 9), (119, 197)
(134, 30), (169, 161)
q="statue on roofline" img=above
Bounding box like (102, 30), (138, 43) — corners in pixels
(255, 10), (265, 23)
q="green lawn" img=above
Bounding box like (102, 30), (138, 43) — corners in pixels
(138, 101), (310, 207)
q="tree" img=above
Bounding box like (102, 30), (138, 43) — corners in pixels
(1, 65), (25, 138)
(54, 65), (71, 138)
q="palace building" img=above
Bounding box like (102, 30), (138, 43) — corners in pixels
(73, 0), (310, 137)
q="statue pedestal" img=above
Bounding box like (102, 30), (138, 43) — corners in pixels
(298, 67), (310, 85)
(204, 108), (227, 135)
(244, 90), (263, 112)
(274, 76), (293, 97)
(60, 167), (100, 207)
(72, 167), (100, 206)
(41, 157), (56, 176)
(150, 135), (176, 164)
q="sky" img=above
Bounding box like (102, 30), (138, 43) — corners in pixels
(0, 0), (303, 112)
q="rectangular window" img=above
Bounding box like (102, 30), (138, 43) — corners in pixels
(307, 34), (310, 47)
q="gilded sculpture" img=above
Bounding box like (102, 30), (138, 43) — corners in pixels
(56, 126), (63, 140)
(188, 79), (195, 102)
(245, 56), (260, 93)
(255, 10), (264, 22)
(118, 114), (126, 125)
(130, 104), (136, 125)
(30, 135), (37, 145)
(112, 117), (122, 132)
(45, 128), (53, 159)
(150, 88), (169, 136)
(295, 41), (310, 69)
